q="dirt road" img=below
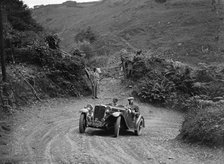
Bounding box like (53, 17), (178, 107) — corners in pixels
(0, 74), (223, 164)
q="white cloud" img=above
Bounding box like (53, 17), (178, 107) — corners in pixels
(22, 0), (100, 8)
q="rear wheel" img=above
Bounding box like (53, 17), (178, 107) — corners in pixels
(79, 114), (86, 133)
(114, 116), (121, 137)
(135, 118), (143, 136)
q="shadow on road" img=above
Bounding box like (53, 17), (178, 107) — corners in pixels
(84, 128), (137, 137)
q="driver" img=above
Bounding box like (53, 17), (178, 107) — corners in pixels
(126, 97), (140, 122)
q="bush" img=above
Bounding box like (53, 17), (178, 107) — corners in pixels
(75, 26), (97, 43)
(9, 35), (90, 98)
(122, 55), (224, 110)
(126, 57), (194, 108)
(137, 73), (176, 104)
(180, 103), (224, 146)
(45, 34), (60, 49)
(77, 41), (95, 60)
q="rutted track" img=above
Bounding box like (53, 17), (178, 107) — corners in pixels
(3, 77), (224, 164)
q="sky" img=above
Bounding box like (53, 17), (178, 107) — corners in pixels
(22, 0), (100, 8)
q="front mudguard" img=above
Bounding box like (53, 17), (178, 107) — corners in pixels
(112, 112), (122, 117)
(79, 104), (93, 114)
(79, 108), (89, 113)
(104, 112), (124, 130)
(134, 115), (145, 130)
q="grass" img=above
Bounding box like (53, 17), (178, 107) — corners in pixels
(32, 0), (224, 65)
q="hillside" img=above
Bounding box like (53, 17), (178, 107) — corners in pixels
(32, 0), (224, 65)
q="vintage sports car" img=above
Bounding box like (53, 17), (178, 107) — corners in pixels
(79, 104), (145, 137)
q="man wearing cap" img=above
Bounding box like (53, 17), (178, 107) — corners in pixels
(126, 97), (140, 122)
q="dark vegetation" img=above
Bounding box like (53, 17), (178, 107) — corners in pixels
(123, 55), (224, 109)
(180, 102), (224, 146)
(75, 26), (97, 43)
(122, 53), (224, 146)
(4, 0), (42, 31)
(1, 0), (90, 111)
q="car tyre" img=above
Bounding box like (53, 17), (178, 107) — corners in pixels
(114, 116), (121, 137)
(79, 114), (86, 133)
(135, 118), (143, 136)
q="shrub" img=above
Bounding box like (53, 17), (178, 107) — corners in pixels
(9, 35), (90, 98)
(126, 57), (194, 108)
(137, 72), (176, 104)
(45, 34), (60, 49)
(77, 41), (95, 60)
(75, 26), (97, 43)
(180, 103), (224, 146)
(122, 55), (224, 110)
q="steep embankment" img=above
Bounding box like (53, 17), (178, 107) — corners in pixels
(33, 0), (224, 65)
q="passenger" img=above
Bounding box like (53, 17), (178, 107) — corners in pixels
(107, 98), (119, 106)
(112, 98), (118, 106)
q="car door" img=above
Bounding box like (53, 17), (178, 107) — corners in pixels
(123, 108), (134, 129)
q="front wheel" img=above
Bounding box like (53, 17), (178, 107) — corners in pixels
(135, 118), (143, 136)
(114, 116), (121, 137)
(79, 114), (86, 133)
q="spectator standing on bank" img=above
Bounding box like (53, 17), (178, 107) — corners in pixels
(92, 68), (100, 99)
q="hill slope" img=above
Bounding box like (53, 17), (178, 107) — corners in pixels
(32, 0), (224, 65)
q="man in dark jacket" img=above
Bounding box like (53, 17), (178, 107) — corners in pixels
(126, 97), (140, 122)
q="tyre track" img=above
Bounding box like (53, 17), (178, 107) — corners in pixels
(8, 77), (224, 164)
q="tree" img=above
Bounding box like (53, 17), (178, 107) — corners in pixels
(0, 4), (6, 81)
(75, 26), (97, 43)
(4, 0), (42, 31)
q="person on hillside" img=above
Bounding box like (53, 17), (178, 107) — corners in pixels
(91, 67), (100, 99)
(126, 97), (140, 122)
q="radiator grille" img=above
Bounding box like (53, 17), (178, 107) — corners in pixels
(94, 105), (106, 121)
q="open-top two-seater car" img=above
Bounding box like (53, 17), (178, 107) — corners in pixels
(79, 104), (145, 137)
